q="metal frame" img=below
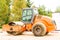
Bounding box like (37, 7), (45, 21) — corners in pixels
(21, 8), (34, 24)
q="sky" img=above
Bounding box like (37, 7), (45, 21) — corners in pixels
(30, 0), (60, 12)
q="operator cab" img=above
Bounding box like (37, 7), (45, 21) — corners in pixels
(22, 8), (36, 23)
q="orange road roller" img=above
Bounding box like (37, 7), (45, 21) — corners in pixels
(2, 8), (56, 36)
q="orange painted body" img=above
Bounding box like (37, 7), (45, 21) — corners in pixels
(25, 15), (56, 32)
(2, 15), (56, 33)
(2, 24), (26, 32)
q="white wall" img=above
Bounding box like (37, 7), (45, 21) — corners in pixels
(52, 13), (60, 30)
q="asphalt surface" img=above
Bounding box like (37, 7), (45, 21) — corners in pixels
(0, 30), (60, 40)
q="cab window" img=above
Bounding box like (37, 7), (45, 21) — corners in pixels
(22, 10), (27, 16)
(22, 16), (31, 22)
(22, 9), (33, 22)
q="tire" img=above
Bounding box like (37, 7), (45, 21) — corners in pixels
(45, 32), (48, 35)
(32, 23), (46, 36)
(7, 31), (22, 35)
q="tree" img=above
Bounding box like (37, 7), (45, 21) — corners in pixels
(38, 5), (46, 15)
(46, 10), (52, 17)
(11, 0), (27, 21)
(26, 0), (32, 8)
(55, 6), (60, 12)
(0, 0), (11, 28)
(38, 5), (52, 17)
(4, 0), (11, 24)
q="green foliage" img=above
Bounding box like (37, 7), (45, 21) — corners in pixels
(55, 6), (60, 12)
(26, 0), (32, 8)
(38, 5), (45, 15)
(5, 0), (11, 24)
(0, 0), (11, 28)
(11, 0), (27, 21)
(38, 5), (52, 17)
